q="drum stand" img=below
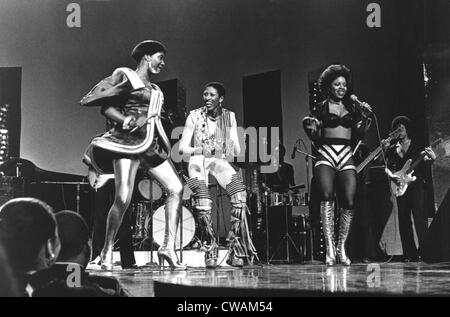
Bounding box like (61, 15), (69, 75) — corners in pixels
(40, 181), (89, 213)
(268, 204), (301, 264)
(144, 180), (159, 267)
(264, 192), (270, 264)
(293, 139), (322, 264)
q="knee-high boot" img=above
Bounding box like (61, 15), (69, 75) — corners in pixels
(157, 187), (187, 270)
(227, 191), (258, 267)
(320, 201), (336, 266)
(196, 206), (219, 268)
(185, 177), (218, 268)
(336, 208), (354, 266)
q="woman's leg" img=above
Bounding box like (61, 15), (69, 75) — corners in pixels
(209, 159), (257, 267)
(336, 169), (357, 265)
(101, 158), (140, 269)
(185, 156), (218, 268)
(148, 160), (185, 269)
(315, 164), (337, 265)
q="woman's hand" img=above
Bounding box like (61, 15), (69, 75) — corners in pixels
(303, 117), (321, 130)
(122, 115), (136, 130)
(124, 115), (147, 131)
(360, 102), (372, 113)
(302, 116), (321, 141)
(193, 147), (203, 155)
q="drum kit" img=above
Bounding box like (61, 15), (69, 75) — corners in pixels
(130, 173), (196, 251)
(268, 191), (308, 207)
(260, 181), (311, 264)
(263, 183), (308, 208)
(127, 153), (313, 265)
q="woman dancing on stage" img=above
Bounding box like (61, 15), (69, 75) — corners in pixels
(81, 40), (186, 270)
(303, 64), (371, 265)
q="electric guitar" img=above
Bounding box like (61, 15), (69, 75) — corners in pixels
(388, 138), (443, 197)
(87, 168), (114, 190)
(356, 126), (403, 174)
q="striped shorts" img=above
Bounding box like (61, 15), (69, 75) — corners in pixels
(315, 139), (356, 172)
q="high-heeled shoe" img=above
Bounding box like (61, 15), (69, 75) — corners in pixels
(320, 201), (336, 266)
(158, 191), (188, 271)
(157, 248), (187, 271)
(100, 250), (114, 270)
(336, 209), (354, 266)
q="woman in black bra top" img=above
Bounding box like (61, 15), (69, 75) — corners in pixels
(302, 64), (371, 266)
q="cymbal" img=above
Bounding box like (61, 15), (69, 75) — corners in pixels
(289, 184), (306, 190)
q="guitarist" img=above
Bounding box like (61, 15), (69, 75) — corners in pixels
(384, 116), (436, 262)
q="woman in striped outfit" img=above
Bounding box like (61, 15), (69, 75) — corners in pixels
(303, 64), (371, 266)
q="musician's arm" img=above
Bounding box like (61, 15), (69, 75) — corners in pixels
(100, 106), (134, 130)
(179, 114), (202, 155)
(229, 112), (241, 157)
(423, 147), (436, 161)
(383, 148), (401, 183)
(302, 115), (321, 141)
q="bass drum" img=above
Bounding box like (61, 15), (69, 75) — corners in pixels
(145, 205), (195, 250)
(138, 178), (164, 201)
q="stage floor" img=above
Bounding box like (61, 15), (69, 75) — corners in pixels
(88, 261), (450, 297)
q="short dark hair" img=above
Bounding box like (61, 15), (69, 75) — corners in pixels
(318, 64), (353, 95)
(0, 198), (56, 272)
(204, 81), (226, 97)
(131, 40), (167, 63)
(55, 211), (89, 261)
(391, 115), (411, 132)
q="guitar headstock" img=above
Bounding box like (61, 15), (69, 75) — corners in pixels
(387, 125), (403, 141)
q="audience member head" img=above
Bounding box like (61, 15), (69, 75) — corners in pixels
(55, 210), (91, 268)
(0, 243), (19, 297)
(0, 198), (60, 275)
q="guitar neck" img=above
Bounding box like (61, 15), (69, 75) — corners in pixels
(407, 155), (425, 174)
(356, 145), (382, 173)
(406, 138), (442, 173)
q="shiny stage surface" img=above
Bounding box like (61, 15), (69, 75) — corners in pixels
(88, 261), (450, 297)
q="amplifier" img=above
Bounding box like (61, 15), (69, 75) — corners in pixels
(0, 176), (25, 206)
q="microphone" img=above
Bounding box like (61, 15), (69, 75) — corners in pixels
(350, 94), (372, 113)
